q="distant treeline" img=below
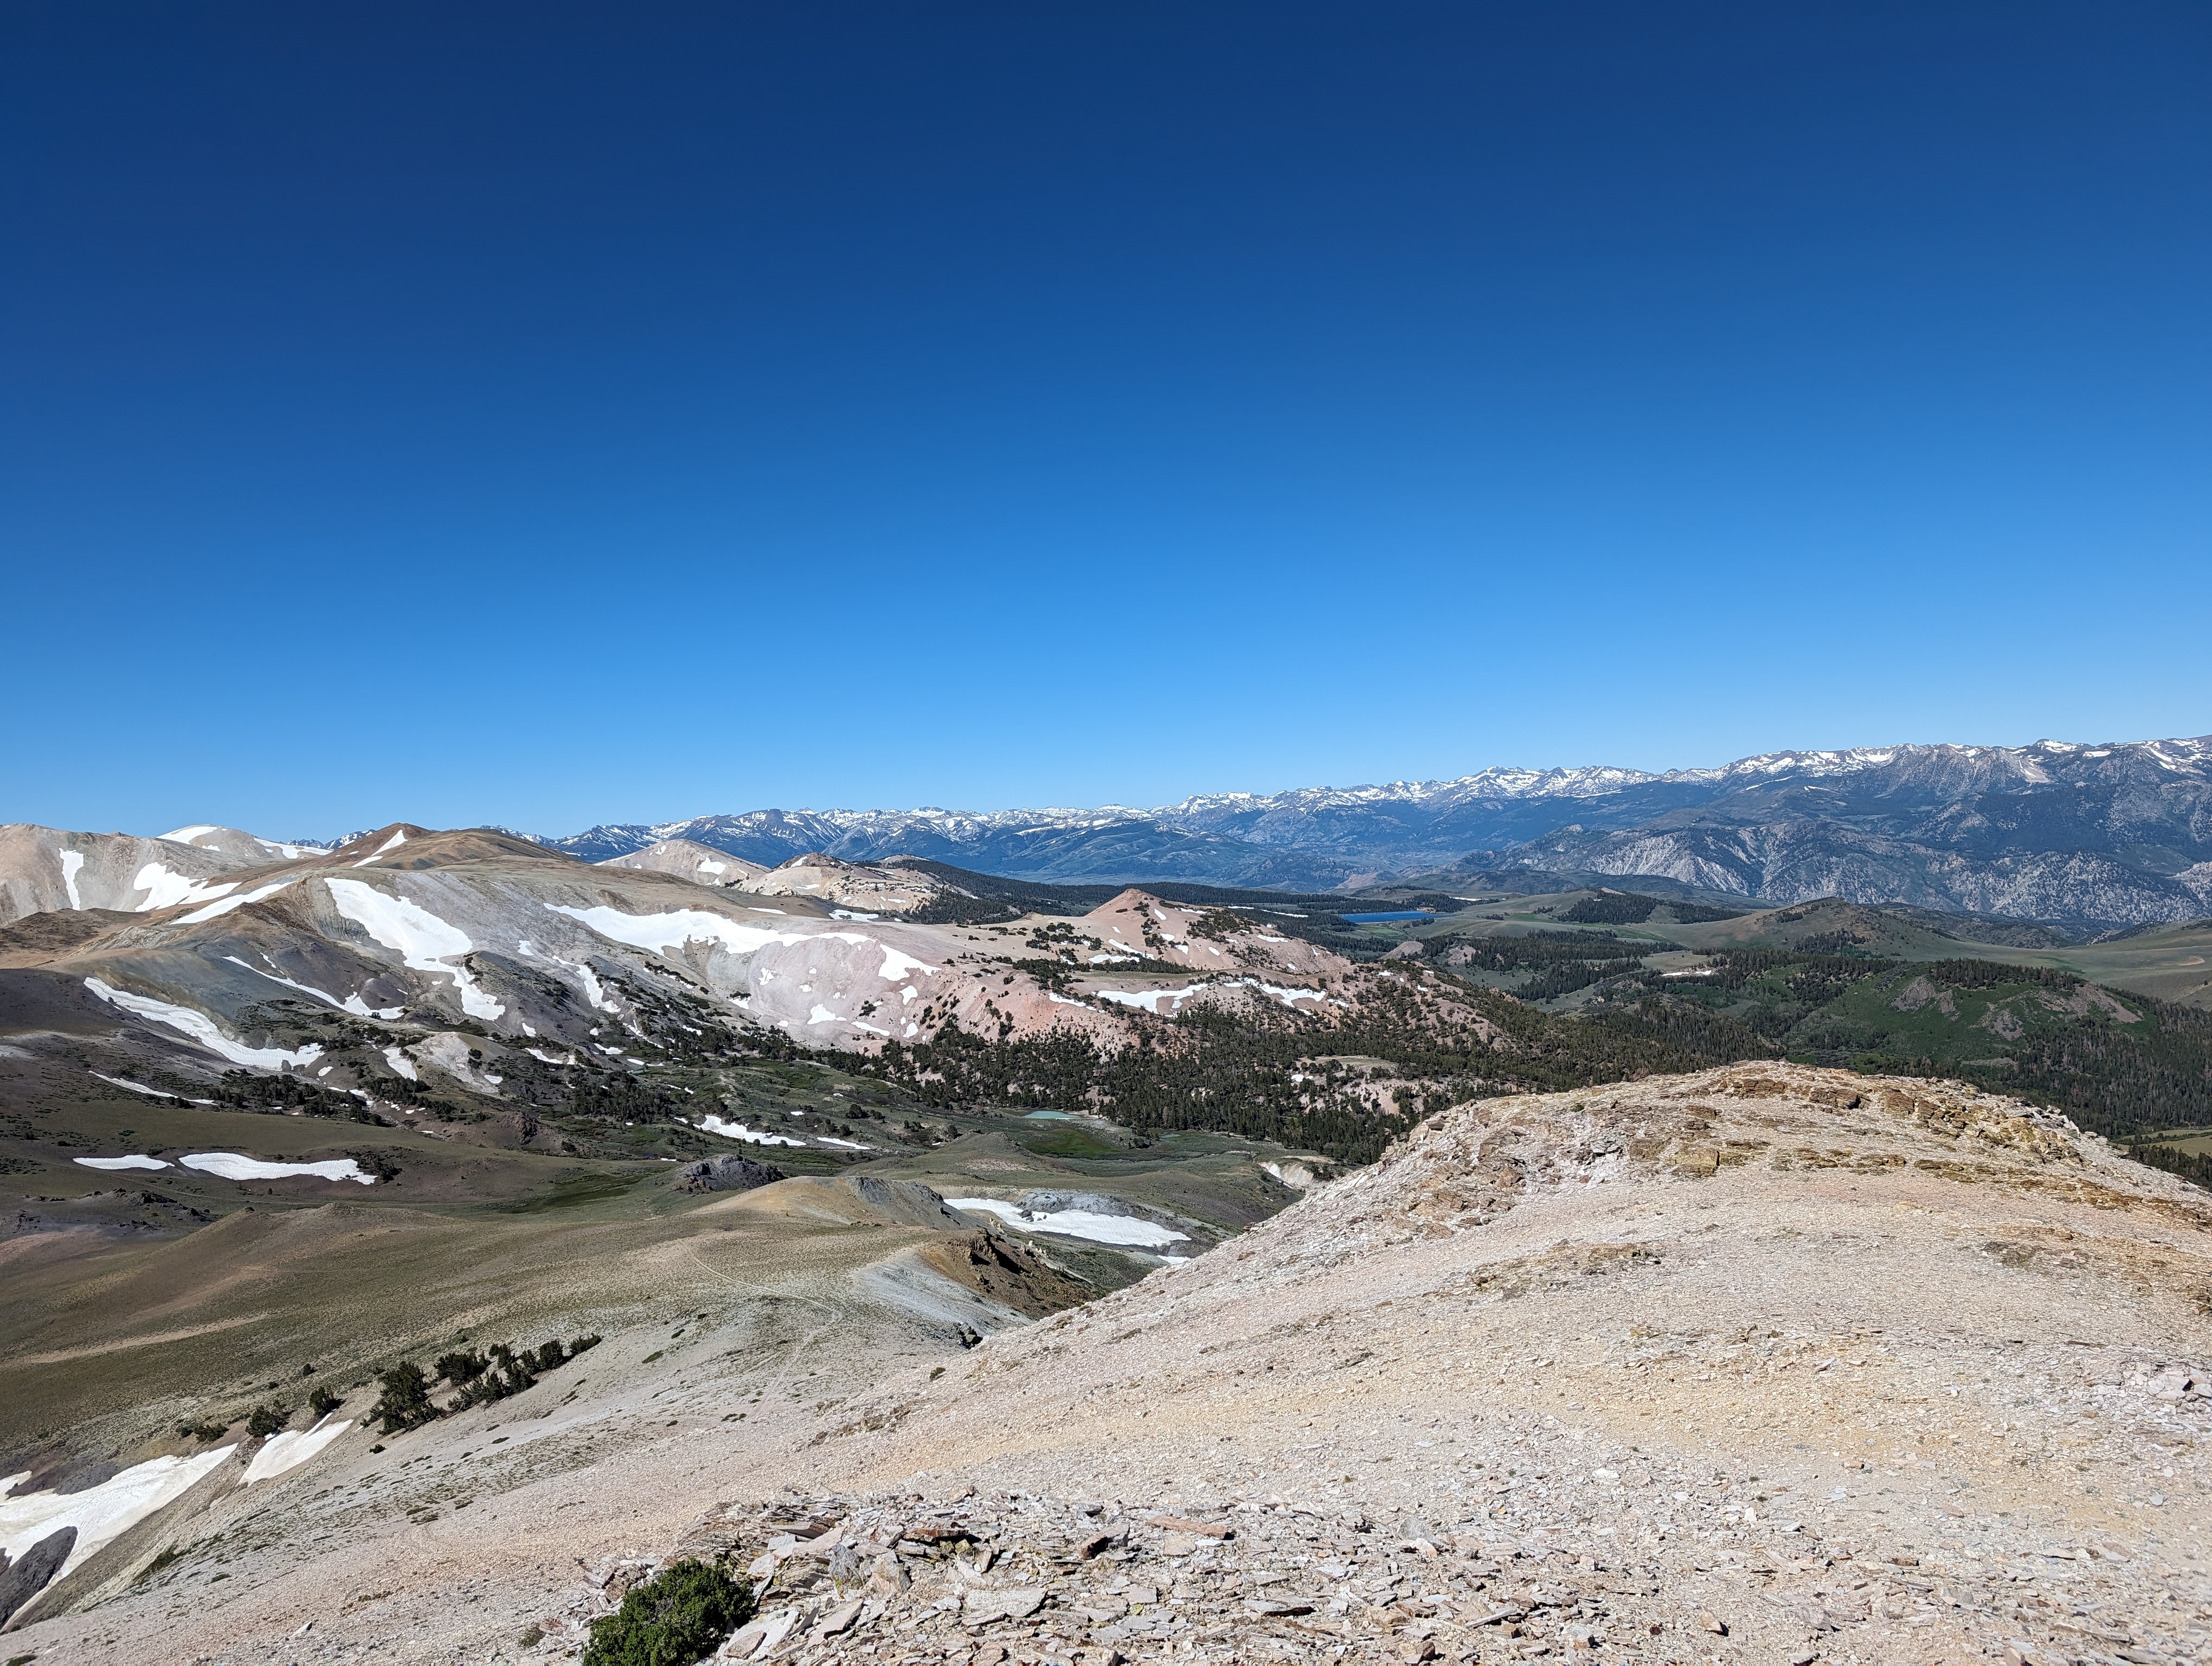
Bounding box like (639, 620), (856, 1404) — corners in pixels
(1601, 950), (2212, 1145)
(844, 941), (2210, 1172)
(1560, 890), (1747, 925)
(856, 972), (1777, 1165)
(888, 857), (1466, 934)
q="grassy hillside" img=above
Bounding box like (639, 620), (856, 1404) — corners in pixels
(1406, 889), (2212, 1010)
(0, 1060), (1320, 1449)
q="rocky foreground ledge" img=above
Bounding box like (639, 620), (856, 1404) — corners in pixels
(529, 1472), (2207, 1666)
(33, 1065), (2212, 1665)
(517, 1067), (2212, 1666)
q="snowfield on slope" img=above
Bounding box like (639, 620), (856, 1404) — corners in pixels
(224, 953), (400, 1017)
(547, 903), (938, 984)
(179, 878), (297, 924)
(325, 877), (504, 1020)
(547, 901), (949, 1041)
(179, 1152), (377, 1184)
(693, 1113), (805, 1147)
(947, 1196), (1189, 1248)
(242, 1417), (353, 1484)
(83, 978), (324, 1071)
(1, 1449), (237, 1578)
(130, 862), (239, 913)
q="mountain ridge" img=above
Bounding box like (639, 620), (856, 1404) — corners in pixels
(528, 733), (2212, 927)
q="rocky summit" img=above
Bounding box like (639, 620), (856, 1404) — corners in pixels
(17, 1063), (2210, 1664)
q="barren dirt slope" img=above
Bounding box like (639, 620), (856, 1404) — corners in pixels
(779, 1065), (2212, 1665)
(15, 1066), (2212, 1666)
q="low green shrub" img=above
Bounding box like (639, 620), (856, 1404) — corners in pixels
(583, 1559), (754, 1666)
(246, 1402), (291, 1438)
(370, 1361), (440, 1433)
(374, 1332), (603, 1431)
(436, 1348), (490, 1385)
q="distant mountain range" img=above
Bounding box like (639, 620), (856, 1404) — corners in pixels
(535, 735), (2212, 930)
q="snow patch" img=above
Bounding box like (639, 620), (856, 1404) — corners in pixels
(181, 879), (297, 924)
(92, 1073), (214, 1104)
(352, 829), (409, 866)
(1097, 977), (1319, 1014)
(224, 954), (400, 1018)
(548, 903), (819, 958)
(948, 1197), (1189, 1249)
(75, 1154), (172, 1171)
(1096, 985), (1208, 1014)
(808, 1004), (840, 1025)
(696, 1114), (805, 1148)
(160, 825), (222, 845)
(1, 1447), (238, 1579)
(83, 979), (324, 1071)
(325, 879), (503, 1019)
(381, 1046), (419, 1081)
(550, 908), (921, 998)
(1244, 978), (1325, 1009)
(131, 862), (239, 913)
(537, 946), (618, 1014)
(575, 956), (619, 1009)
(58, 849), (84, 909)
(243, 1417), (352, 1484)
(180, 1152), (376, 1184)
(876, 946), (938, 982)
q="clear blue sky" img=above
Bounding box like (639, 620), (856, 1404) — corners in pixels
(7, 3), (2207, 840)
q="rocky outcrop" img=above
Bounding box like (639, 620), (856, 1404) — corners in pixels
(738, 854), (946, 915)
(0, 1525), (76, 1626)
(676, 1155), (787, 1194)
(599, 838), (767, 888)
(563, 1058), (2212, 1664)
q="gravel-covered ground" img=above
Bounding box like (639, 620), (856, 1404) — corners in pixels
(534, 1483), (2198, 1665)
(23, 1065), (2212, 1665)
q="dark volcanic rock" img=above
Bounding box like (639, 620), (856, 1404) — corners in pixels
(0, 1524), (76, 1624)
(676, 1156), (786, 1194)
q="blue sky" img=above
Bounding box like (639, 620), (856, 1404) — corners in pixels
(6, 2), (2207, 840)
